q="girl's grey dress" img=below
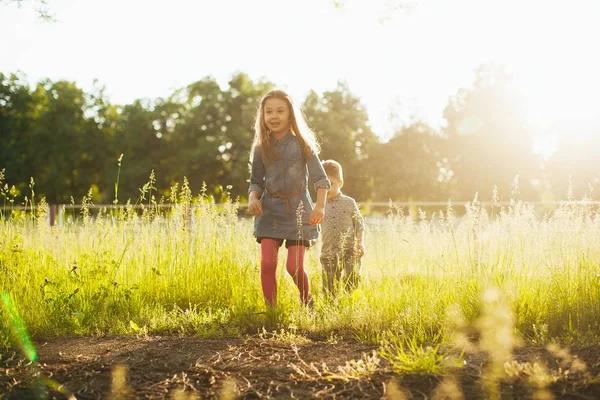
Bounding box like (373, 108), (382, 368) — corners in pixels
(249, 132), (331, 241)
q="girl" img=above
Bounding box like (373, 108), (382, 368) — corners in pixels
(248, 89), (330, 308)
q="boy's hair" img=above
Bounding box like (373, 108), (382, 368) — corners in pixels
(322, 160), (343, 182)
(251, 89), (320, 164)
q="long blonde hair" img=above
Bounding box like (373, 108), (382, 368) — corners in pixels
(251, 89), (320, 164)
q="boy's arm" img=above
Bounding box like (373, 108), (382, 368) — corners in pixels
(353, 199), (365, 258)
(355, 227), (365, 258)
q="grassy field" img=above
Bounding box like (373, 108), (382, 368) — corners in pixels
(2, 181), (600, 397)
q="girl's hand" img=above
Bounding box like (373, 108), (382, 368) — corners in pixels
(310, 205), (324, 225)
(248, 197), (263, 216)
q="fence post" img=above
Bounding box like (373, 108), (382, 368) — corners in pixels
(49, 204), (57, 226)
(58, 205), (64, 227)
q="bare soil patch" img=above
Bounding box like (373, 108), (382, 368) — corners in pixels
(3, 335), (600, 399)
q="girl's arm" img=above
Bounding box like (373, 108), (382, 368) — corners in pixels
(248, 190), (263, 216)
(306, 152), (331, 193)
(310, 187), (327, 225)
(248, 149), (265, 216)
(306, 152), (330, 225)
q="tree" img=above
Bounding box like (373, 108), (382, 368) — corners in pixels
(0, 75), (107, 203)
(442, 64), (541, 201)
(219, 73), (273, 200)
(545, 119), (600, 200)
(370, 122), (447, 201)
(160, 77), (230, 198)
(111, 99), (166, 203)
(30, 80), (104, 203)
(303, 82), (378, 201)
(0, 73), (35, 196)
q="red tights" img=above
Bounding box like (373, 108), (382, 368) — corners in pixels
(260, 238), (311, 307)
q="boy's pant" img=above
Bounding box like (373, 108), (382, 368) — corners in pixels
(320, 251), (362, 296)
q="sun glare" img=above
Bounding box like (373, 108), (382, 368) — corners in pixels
(518, 63), (599, 159)
(502, 1), (600, 159)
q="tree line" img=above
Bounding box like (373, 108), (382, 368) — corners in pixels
(1, 65), (598, 206)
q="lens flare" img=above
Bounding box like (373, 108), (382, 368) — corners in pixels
(1, 292), (37, 362)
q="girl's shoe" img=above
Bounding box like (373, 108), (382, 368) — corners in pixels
(304, 294), (315, 311)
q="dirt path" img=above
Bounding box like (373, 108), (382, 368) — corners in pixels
(3, 335), (600, 399)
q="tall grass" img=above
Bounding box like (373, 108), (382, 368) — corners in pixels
(2, 177), (600, 352)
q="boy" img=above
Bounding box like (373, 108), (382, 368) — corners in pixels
(320, 160), (365, 296)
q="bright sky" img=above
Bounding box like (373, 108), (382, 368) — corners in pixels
(1, 0), (599, 146)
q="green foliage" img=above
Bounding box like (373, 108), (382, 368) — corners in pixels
(303, 82), (378, 200)
(442, 64), (540, 201)
(2, 180), (600, 350)
(370, 121), (447, 201)
(0, 73), (105, 203)
(1, 65), (599, 204)
(379, 333), (454, 375)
